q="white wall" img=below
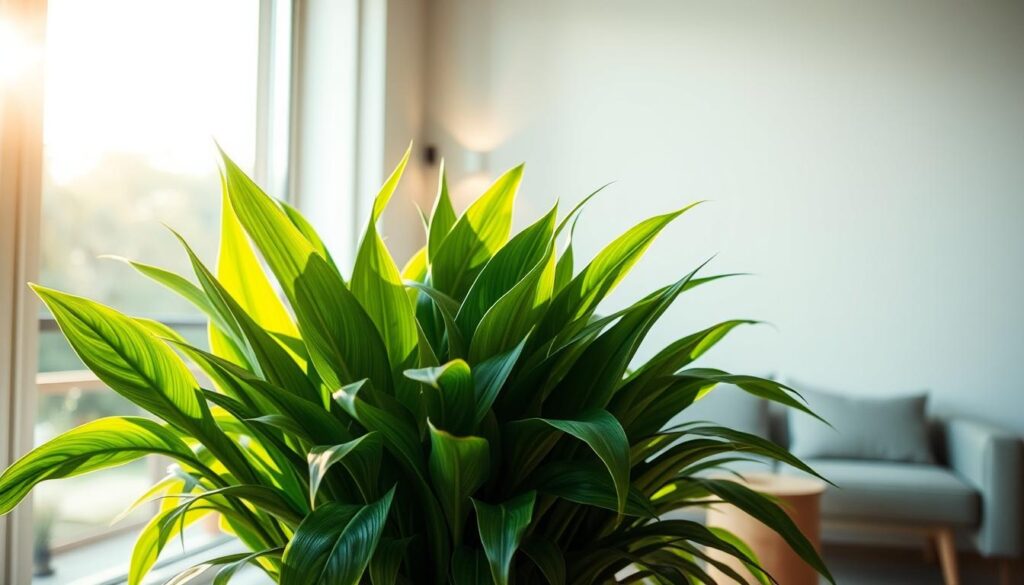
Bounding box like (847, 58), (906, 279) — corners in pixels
(380, 0), (428, 262)
(412, 0), (1024, 434)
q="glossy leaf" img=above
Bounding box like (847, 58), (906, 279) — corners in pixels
(216, 181), (298, 339)
(472, 491), (536, 585)
(432, 165), (523, 299)
(406, 360), (475, 435)
(457, 203), (557, 336)
(469, 244), (555, 363)
(0, 417), (196, 515)
(428, 160), (457, 263)
(352, 146), (419, 383)
(308, 433), (383, 507)
(695, 478), (835, 584)
(536, 203), (701, 344)
(280, 488), (395, 585)
(31, 286), (205, 429)
(428, 423), (490, 543)
(536, 410), (631, 514)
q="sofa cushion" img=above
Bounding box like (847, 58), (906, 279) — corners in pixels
(780, 459), (979, 527)
(669, 384), (769, 438)
(787, 384), (934, 463)
(667, 385), (775, 473)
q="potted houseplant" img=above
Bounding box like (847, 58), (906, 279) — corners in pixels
(0, 147), (832, 584)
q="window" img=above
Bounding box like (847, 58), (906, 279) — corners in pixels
(31, 0), (289, 581)
(1, 0), (375, 579)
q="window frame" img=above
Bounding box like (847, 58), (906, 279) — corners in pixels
(0, 0), (45, 581)
(0, 0), (296, 580)
(1, 0), (396, 580)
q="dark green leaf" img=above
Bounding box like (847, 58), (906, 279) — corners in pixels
(428, 423), (490, 543)
(309, 433), (384, 506)
(472, 491), (536, 585)
(280, 488), (395, 585)
(406, 360), (475, 435)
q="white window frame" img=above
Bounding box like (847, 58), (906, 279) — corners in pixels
(0, 0), (297, 580)
(0, 0), (410, 580)
(1, 0), (45, 580)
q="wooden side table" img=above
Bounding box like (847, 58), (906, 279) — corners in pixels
(705, 473), (826, 585)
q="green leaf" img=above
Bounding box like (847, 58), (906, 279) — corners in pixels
(369, 537), (411, 585)
(103, 256), (218, 324)
(679, 425), (828, 483)
(695, 478), (834, 583)
(405, 360), (475, 435)
(457, 203), (557, 336)
(333, 381), (424, 477)
(113, 469), (191, 526)
(212, 548), (283, 585)
(281, 199), (339, 273)
(536, 203), (701, 344)
(402, 246), (428, 282)
(451, 547), (492, 585)
(552, 215), (578, 295)
(428, 423), (490, 543)
(548, 262), (707, 416)
(185, 484), (305, 528)
(31, 285), (205, 429)
(472, 491), (536, 585)
(708, 527), (771, 585)
(468, 244), (555, 363)
(405, 282), (466, 359)
(428, 160), (457, 264)
(216, 178), (298, 339)
(432, 165), (524, 299)
(130, 498), (214, 585)
(173, 232), (318, 404)
(623, 320), (757, 391)
(219, 148), (327, 298)
(280, 487), (395, 585)
(520, 536), (566, 585)
(352, 147), (419, 383)
(0, 417), (197, 515)
(535, 410), (631, 515)
(532, 462), (654, 518)
(182, 344), (352, 447)
(679, 369), (823, 423)
(293, 254), (393, 391)
(471, 339), (526, 426)
(308, 433), (383, 507)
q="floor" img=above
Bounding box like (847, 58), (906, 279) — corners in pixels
(34, 540), (1018, 584)
(823, 545), (1016, 585)
(222, 545), (1023, 585)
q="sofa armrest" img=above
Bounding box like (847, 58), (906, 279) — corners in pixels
(945, 418), (1022, 557)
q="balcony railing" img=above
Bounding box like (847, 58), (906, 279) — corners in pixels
(34, 316), (212, 560)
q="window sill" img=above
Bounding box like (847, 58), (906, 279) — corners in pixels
(33, 532), (270, 585)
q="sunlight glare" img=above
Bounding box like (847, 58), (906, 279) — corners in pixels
(0, 17), (42, 86)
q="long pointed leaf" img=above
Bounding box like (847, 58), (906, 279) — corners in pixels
(432, 165), (523, 299)
(472, 491), (536, 585)
(428, 423), (490, 544)
(280, 488), (395, 585)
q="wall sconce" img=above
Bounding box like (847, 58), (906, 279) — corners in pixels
(462, 149), (487, 175)
(422, 144), (489, 176)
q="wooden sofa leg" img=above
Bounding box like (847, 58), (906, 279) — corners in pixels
(998, 558), (1013, 585)
(934, 527), (960, 585)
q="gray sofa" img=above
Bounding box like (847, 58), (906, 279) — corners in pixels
(673, 387), (1023, 584)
